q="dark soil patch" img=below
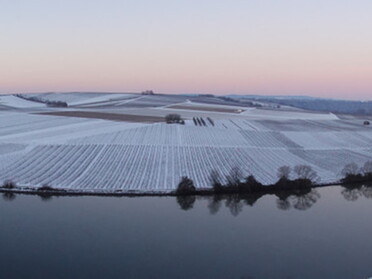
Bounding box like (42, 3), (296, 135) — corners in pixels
(36, 111), (165, 123)
(167, 105), (243, 113)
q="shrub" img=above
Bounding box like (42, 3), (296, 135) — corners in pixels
(165, 114), (183, 124)
(141, 90), (154, 95)
(240, 175), (263, 193)
(176, 176), (196, 194)
(38, 184), (55, 191)
(46, 101), (68, 107)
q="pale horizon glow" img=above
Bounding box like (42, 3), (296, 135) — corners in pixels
(1, 0), (371, 100)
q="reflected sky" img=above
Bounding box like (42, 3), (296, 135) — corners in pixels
(1, 186), (372, 278)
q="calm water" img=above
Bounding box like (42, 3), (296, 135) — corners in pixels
(1, 186), (372, 279)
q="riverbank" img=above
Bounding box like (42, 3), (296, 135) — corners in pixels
(0, 181), (342, 198)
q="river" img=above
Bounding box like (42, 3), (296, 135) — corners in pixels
(1, 185), (372, 278)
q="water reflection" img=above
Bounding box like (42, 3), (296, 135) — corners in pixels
(176, 189), (321, 216)
(199, 193), (265, 216)
(37, 193), (53, 202)
(2, 192), (16, 201)
(176, 195), (196, 210)
(341, 183), (372, 201)
(275, 189), (320, 211)
(1, 188), (322, 216)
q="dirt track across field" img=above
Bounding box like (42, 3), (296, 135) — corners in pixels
(36, 111), (165, 123)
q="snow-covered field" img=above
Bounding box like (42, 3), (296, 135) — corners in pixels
(0, 95), (44, 108)
(0, 93), (371, 193)
(25, 92), (137, 106)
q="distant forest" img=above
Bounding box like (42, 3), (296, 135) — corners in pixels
(231, 96), (372, 115)
(273, 99), (372, 115)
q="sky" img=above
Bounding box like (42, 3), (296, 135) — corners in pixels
(1, 0), (371, 100)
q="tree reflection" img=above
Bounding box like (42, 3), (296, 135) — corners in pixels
(176, 189), (322, 216)
(341, 187), (361, 201)
(213, 193), (264, 216)
(275, 189), (320, 211)
(37, 193), (53, 202)
(207, 195), (223, 215)
(276, 198), (291, 210)
(341, 183), (372, 201)
(2, 192), (16, 201)
(225, 194), (244, 217)
(176, 195), (196, 211)
(243, 193), (263, 207)
(292, 190), (320, 210)
(361, 185), (372, 198)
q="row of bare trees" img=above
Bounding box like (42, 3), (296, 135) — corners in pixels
(176, 164), (319, 196)
(210, 165), (319, 194)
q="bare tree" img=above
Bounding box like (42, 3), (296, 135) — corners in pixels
(361, 161), (372, 175)
(294, 165), (318, 182)
(341, 162), (360, 177)
(277, 166), (291, 180)
(209, 170), (222, 188)
(226, 167), (243, 187)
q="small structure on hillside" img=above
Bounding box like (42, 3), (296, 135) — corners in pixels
(141, 90), (155, 95)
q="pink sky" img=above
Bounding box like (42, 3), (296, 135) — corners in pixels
(1, 0), (371, 100)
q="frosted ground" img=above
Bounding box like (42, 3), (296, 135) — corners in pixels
(0, 93), (371, 193)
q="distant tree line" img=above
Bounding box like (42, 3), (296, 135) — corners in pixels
(15, 94), (68, 107)
(244, 97), (372, 115)
(216, 96), (262, 108)
(46, 101), (68, 107)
